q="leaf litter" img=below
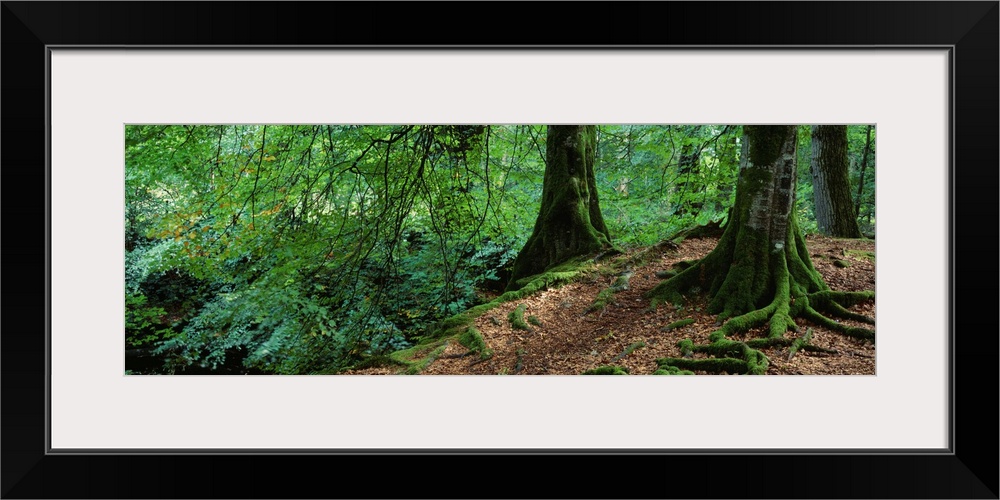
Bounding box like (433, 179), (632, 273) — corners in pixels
(352, 234), (876, 375)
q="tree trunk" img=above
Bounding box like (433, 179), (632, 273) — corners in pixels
(855, 124), (872, 220)
(646, 125), (873, 374)
(811, 125), (862, 238)
(673, 129), (702, 216)
(713, 131), (739, 212)
(506, 125), (613, 290)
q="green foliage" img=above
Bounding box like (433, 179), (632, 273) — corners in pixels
(127, 125), (516, 373)
(125, 293), (175, 347)
(595, 125), (740, 248)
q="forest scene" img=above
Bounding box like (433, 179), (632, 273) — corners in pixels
(125, 124), (876, 375)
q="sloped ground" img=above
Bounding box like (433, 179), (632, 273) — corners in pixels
(349, 234), (876, 375)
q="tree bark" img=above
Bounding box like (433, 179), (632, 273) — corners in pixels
(506, 125), (613, 290)
(811, 125), (862, 238)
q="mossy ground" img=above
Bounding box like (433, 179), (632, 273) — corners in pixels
(352, 258), (593, 374)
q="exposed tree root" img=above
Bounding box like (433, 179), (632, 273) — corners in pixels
(457, 327), (493, 360)
(513, 348), (525, 373)
(653, 365), (695, 375)
(657, 356), (759, 375)
(612, 341), (646, 363)
(661, 318), (695, 332)
(586, 288), (616, 313)
(646, 220), (874, 375)
(786, 328), (813, 361)
(508, 304), (531, 331)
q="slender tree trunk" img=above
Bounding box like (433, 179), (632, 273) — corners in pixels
(855, 124), (872, 219)
(506, 125), (613, 290)
(673, 135), (701, 216)
(811, 125), (862, 238)
(713, 131), (739, 212)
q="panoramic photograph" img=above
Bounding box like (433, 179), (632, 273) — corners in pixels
(125, 124), (876, 375)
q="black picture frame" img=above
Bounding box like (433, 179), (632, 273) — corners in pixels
(3, 2), (996, 498)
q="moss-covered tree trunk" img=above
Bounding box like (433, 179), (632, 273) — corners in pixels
(506, 125), (613, 290)
(811, 125), (863, 238)
(647, 125), (873, 374)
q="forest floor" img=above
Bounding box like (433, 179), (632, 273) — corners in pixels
(348, 234), (876, 376)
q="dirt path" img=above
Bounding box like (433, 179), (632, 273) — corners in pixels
(359, 235), (876, 375)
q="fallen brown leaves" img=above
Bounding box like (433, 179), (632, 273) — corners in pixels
(354, 235), (876, 376)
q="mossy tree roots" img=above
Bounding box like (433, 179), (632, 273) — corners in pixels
(506, 125), (614, 291)
(645, 126), (874, 375)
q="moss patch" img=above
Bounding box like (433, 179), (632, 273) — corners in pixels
(653, 366), (695, 375)
(582, 365), (629, 375)
(345, 355), (407, 372)
(386, 340), (449, 375)
(845, 249), (875, 261)
(404, 344), (448, 374)
(587, 288), (616, 313)
(657, 356), (752, 375)
(661, 318), (695, 332)
(458, 327), (493, 360)
(508, 303), (531, 331)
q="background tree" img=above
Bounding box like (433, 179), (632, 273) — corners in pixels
(853, 124), (875, 234)
(506, 125), (614, 290)
(671, 126), (703, 217)
(646, 125), (874, 374)
(811, 125), (863, 238)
